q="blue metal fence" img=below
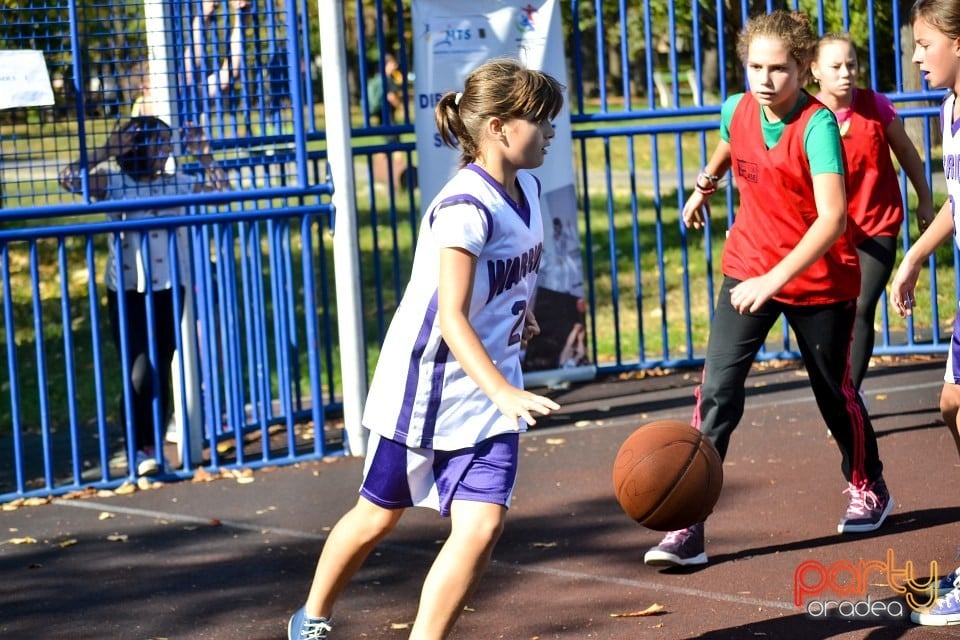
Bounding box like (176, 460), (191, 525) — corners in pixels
(0, 0), (952, 502)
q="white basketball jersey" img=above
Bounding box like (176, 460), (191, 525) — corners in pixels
(363, 164), (544, 450)
(942, 93), (960, 251)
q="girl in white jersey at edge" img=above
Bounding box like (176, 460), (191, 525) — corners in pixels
(287, 58), (563, 640)
(890, 0), (960, 627)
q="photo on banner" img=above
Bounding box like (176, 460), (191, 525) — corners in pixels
(411, 0), (595, 386)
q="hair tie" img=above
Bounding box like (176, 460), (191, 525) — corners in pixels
(454, 92), (463, 106)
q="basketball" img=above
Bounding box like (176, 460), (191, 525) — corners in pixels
(612, 420), (723, 531)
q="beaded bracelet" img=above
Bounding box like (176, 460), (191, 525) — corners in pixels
(694, 171), (720, 195)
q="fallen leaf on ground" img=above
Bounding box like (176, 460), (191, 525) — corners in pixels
(191, 467), (217, 483)
(9, 537), (38, 545)
(115, 482), (136, 495)
(58, 538), (78, 548)
(610, 603), (666, 617)
(544, 438), (565, 445)
(532, 541), (558, 548)
(389, 622), (412, 630)
(106, 534), (128, 542)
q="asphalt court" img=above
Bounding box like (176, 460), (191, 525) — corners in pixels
(2, 356), (959, 639)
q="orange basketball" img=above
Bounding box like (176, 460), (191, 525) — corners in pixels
(612, 420), (723, 531)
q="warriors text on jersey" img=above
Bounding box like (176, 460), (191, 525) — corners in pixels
(362, 164), (544, 450)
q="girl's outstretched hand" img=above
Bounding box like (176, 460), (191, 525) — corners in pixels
(889, 260), (920, 318)
(681, 191), (710, 230)
(492, 387), (560, 430)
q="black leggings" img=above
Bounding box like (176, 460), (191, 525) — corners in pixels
(694, 277), (883, 487)
(107, 288), (182, 451)
(850, 235), (897, 389)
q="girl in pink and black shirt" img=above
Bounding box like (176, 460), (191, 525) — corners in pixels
(812, 32), (935, 392)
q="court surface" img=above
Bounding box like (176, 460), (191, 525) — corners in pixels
(2, 356), (958, 639)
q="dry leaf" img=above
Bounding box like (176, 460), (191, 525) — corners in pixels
(610, 603), (665, 617)
(106, 534), (128, 542)
(236, 475), (255, 484)
(389, 622), (412, 630)
(23, 497), (50, 507)
(192, 467), (217, 483)
(115, 482), (136, 495)
(544, 438), (566, 445)
(58, 538), (78, 548)
(98, 512), (115, 521)
(10, 537), (38, 545)
(532, 541), (558, 548)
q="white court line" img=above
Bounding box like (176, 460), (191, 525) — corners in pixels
(51, 377), (947, 622)
(55, 497), (794, 611)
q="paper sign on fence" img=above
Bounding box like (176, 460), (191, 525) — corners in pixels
(0, 50), (55, 110)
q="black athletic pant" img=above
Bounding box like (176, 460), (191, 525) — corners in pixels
(694, 276), (883, 487)
(850, 235), (897, 390)
(107, 288), (181, 452)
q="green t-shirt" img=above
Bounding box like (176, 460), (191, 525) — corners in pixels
(720, 92), (844, 176)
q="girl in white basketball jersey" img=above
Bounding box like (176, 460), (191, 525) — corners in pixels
(288, 58), (563, 640)
(890, 0), (960, 626)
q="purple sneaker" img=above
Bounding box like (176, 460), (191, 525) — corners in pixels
(643, 522), (707, 566)
(837, 476), (893, 534)
(936, 567), (960, 597)
(912, 585), (960, 625)
(288, 606), (332, 640)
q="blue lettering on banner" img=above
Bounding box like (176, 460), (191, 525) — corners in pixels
(419, 93), (444, 109)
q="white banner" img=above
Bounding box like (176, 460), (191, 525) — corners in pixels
(412, 0), (594, 386)
(0, 51), (55, 110)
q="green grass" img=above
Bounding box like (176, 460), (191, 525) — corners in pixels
(1, 111), (956, 432)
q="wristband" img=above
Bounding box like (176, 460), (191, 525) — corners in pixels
(695, 171), (719, 195)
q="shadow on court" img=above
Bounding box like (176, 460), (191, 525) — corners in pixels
(1, 356), (958, 639)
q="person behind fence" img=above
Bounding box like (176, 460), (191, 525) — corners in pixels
(58, 116), (230, 477)
(184, 0), (251, 117)
(643, 10), (893, 569)
(890, 0), (960, 626)
(366, 51), (403, 136)
(811, 31), (935, 400)
(286, 58), (564, 640)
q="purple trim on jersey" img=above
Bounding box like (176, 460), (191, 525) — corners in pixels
(420, 338), (450, 448)
(944, 97), (960, 138)
(532, 174), (542, 199)
(950, 314), (960, 382)
(395, 291), (440, 442)
(465, 163), (532, 228)
(430, 196), (494, 246)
